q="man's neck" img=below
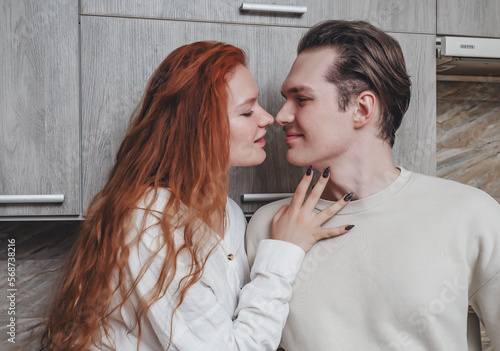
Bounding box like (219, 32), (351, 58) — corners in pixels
(320, 147), (400, 201)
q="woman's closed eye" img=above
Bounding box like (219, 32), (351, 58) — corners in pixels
(241, 111), (254, 117)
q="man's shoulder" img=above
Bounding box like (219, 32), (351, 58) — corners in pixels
(252, 197), (294, 220)
(409, 171), (499, 210)
(247, 197), (293, 238)
(245, 197), (293, 266)
(412, 171), (491, 194)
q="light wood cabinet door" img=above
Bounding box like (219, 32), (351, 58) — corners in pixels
(0, 0), (80, 217)
(81, 17), (436, 215)
(319, 0), (435, 34)
(81, 0), (435, 34)
(438, 0), (500, 37)
(392, 33), (437, 176)
(81, 17), (307, 214)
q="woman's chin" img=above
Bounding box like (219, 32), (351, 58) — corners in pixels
(245, 155), (267, 167)
(253, 151), (267, 166)
(229, 152), (266, 168)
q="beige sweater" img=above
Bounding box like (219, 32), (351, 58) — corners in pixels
(246, 168), (500, 351)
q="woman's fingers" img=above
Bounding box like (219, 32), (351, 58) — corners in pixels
(315, 192), (353, 225)
(270, 166), (355, 252)
(302, 167), (330, 213)
(315, 224), (355, 241)
(272, 204), (289, 223)
(289, 166), (314, 210)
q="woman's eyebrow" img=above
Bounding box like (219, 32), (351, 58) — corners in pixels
(236, 96), (258, 108)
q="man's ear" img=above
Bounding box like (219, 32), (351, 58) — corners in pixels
(352, 91), (377, 129)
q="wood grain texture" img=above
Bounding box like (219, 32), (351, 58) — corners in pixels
(81, 17), (307, 213)
(0, 0), (80, 216)
(437, 81), (500, 203)
(438, 0), (500, 38)
(391, 33), (437, 176)
(316, 0), (435, 34)
(81, 17), (436, 214)
(81, 0), (435, 34)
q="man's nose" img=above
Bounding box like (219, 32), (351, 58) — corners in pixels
(275, 103), (295, 126)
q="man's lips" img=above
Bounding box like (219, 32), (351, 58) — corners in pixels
(285, 133), (304, 143)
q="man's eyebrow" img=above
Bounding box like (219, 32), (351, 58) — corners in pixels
(282, 86), (314, 96)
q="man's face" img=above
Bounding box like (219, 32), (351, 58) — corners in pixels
(276, 48), (355, 170)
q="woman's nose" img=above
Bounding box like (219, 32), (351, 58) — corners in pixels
(257, 106), (274, 127)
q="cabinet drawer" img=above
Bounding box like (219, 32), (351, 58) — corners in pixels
(81, 0), (435, 34)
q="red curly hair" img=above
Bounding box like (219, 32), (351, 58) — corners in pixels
(40, 41), (247, 350)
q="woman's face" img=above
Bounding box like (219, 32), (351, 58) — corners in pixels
(227, 65), (274, 168)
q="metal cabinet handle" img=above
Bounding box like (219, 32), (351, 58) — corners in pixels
(240, 3), (307, 15)
(0, 194), (65, 204)
(242, 193), (294, 202)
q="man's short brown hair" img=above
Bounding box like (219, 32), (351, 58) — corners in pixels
(298, 20), (412, 147)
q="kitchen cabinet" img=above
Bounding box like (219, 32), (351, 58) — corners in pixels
(0, 0), (80, 217)
(438, 0), (500, 37)
(81, 0), (435, 34)
(0, 1), (436, 218)
(392, 33), (437, 176)
(81, 17), (307, 214)
(81, 15), (436, 214)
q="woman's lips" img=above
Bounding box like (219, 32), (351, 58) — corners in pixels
(254, 137), (266, 147)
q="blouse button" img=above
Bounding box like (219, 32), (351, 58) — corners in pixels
(227, 254), (234, 261)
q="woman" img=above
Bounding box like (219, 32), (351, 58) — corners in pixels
(41, 41), (353, 350)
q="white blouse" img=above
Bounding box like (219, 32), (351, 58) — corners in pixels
(99, 189), (305, 350)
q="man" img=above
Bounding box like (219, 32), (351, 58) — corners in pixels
(245, 20), (500, 350)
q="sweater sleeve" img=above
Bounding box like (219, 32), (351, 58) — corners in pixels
(469, 272), (500, 348)
(127, 214), (305, 351)
(467, 192), (500, 349)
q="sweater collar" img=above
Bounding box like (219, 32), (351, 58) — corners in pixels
(314, 167), (413, 214)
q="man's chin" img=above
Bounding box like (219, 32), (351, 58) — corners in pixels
(286, 151), (310, 168)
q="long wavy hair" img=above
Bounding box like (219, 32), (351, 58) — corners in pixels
(40, 41), (247, 350)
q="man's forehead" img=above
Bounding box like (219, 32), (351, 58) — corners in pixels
(284, 48), (336, 87)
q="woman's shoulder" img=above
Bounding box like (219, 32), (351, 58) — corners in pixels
(135, 187), (173, 213)
(226, 197), (243, 216)
(226, 197), (246, 231)
(126, 188), (182, 246)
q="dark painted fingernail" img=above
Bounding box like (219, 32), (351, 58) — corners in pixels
(343, 192), (353, 201)
(306, 165), (313, 176)
(322, 167), (330, 178)
(345, 225), (355, 230)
